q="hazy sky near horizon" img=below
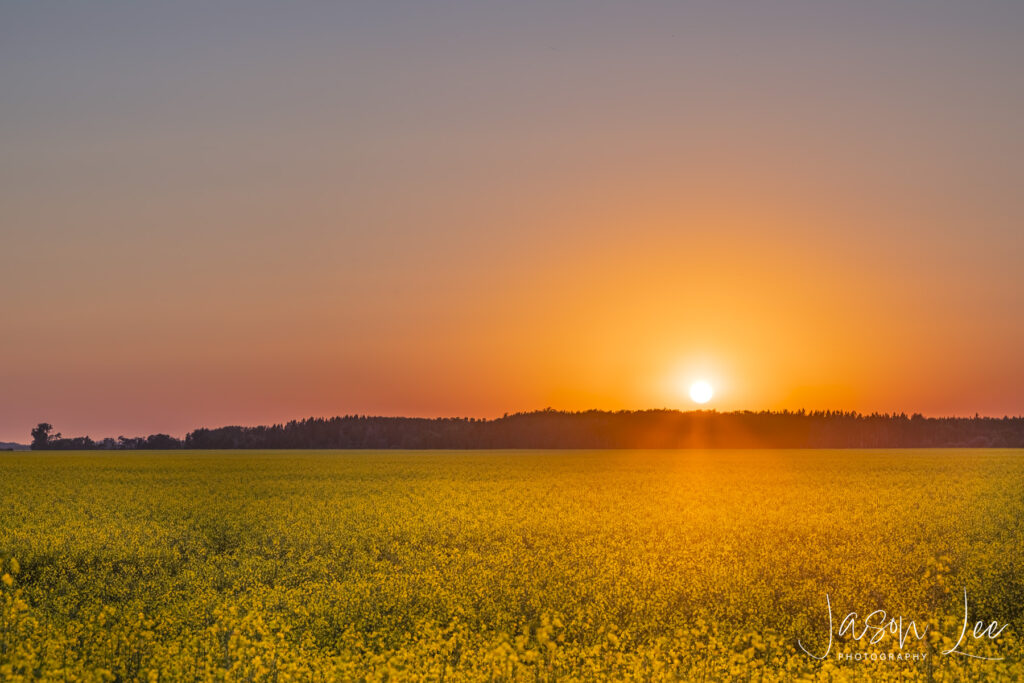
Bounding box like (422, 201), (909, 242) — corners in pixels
(2, 1), (1023, 441)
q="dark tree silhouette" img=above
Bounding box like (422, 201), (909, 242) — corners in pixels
(30, 423), (55, 450)
(27, 411), (1024, 452)
(181, 410), (1024, 450)
(145, 434), (180, 449)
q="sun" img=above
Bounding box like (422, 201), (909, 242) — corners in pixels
(689, 380), (714, 404)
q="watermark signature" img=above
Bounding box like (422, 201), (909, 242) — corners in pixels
(798, 590), (1009, 662)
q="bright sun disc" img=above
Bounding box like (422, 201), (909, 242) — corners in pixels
(689, 381), (713, 404)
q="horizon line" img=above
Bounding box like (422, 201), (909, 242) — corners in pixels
(10, 406), (1024, 445)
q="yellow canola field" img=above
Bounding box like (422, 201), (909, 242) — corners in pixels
(1, 449), (1022, 681)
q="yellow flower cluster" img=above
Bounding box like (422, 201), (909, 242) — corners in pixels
(1, 449), (1022, 680)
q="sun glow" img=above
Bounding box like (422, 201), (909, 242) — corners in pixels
(689, 380), (714, 404)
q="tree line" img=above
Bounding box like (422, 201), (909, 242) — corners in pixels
(30, 423), (181, 450)
(27, 409), (1024, 450)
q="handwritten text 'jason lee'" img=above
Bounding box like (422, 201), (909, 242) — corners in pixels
(798, 591), (1009, 662)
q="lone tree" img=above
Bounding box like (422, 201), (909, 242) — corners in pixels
(30, 423), (58, 450)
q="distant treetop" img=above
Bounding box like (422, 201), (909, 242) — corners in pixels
(26, 410), (1024, 451)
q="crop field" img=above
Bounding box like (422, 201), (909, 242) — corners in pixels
(1, 449), (1022, 681)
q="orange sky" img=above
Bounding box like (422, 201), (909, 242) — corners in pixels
(2, 2), (1023, 441)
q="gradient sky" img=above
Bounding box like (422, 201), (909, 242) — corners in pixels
(2, 1), (1023, 442)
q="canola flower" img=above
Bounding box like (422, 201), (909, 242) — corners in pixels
(1, 449), (1022, 681)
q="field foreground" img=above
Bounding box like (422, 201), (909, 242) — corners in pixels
(1, 449), (1022, 681)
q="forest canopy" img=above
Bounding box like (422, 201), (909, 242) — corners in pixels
(26, 409), (1024, 450)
